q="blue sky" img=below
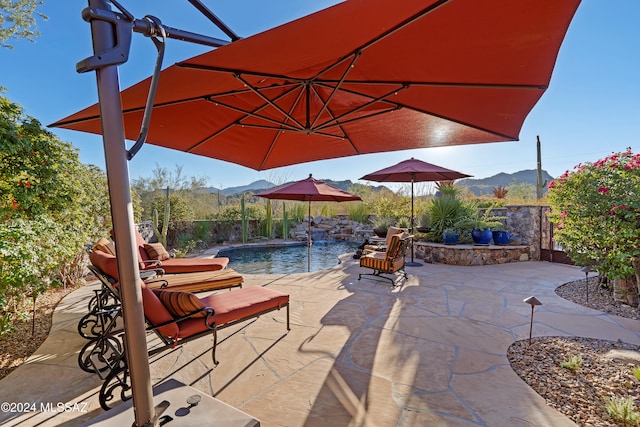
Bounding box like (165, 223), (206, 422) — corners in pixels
(1, 1), (639, 190)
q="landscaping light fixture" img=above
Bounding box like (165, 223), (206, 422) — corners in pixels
(523, 296), (542, 344)
(581, 266), (592, 302)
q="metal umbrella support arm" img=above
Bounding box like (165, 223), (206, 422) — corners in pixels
(81, 1), (232, 425)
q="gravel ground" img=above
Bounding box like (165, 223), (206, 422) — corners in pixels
(0, 285), (80, 380)
(508, 277), (640, 427)
(1, 276), (639, 426)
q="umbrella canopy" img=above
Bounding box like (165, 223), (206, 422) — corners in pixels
(52, 0), (581, 171)
(360, 158), (471, 183)
(257, 174), (362, 271)
(257, 174), (362, 203)
(361, 158), (471, 265)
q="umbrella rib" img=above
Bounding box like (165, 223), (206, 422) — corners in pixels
(314, 81), (531, 141)
(259, 83), (309, 170)
(232, 73), (305, 129)
(205, 98), (301, 132)
(317, 79), (548, 91)
(188, 84), (306, 154)
(313, 83), (407, 131)
(239, 122), (348, 139)
(309, 52), (361, 129)
(355, 0), (452, 56)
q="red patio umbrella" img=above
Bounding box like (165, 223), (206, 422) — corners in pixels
(51, 0), (581, 424)
(257, 174), (362, 271)
(360, 158), (471, 265)
(52, 0), (581, 171)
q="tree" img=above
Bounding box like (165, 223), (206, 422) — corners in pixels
(0, 0), (47, 49)
(547, 148), (640, 305)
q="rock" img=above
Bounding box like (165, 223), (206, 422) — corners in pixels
(602, 349), (640, 364)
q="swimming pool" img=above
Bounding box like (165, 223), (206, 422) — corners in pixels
(217, 240), (359, 274)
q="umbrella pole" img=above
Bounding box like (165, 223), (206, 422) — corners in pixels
(406, 177), (423, 267)
(87, 1), (155, 425)
(307, 200), (311, 272)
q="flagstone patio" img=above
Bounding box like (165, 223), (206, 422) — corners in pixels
(0, 258), (638, 426)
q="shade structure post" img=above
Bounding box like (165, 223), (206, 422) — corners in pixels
(85, 1), (154, 425)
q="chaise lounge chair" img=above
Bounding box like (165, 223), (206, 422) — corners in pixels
(87, 278), (289, 410)
(358, 232), (411, 286)
(80, 250), (244, 340)
(99, 231), (230, 273)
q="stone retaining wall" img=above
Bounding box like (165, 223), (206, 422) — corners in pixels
(415, 242), (530, 266)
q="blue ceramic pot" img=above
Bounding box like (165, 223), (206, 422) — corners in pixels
(442, 233), (459, 245)
(492, 230), (511, 245)
(471, 228), (492, 245)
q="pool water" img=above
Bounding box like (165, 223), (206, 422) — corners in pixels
(217, 240), (359, 274)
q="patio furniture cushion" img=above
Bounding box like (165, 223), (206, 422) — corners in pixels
(144, 269), (244, 293)
(140, 281), (180, 338)
(89, 250), (243, 294)
(141, 283), (289, 343)
(176, 286), (290, 339)
(144, 243), (171, 261)
(133, 229), (229, 273)
(93, 238), (116, 256)
(154, 289), (208, 318)
(158, 257), (229, 273)
(89, 249), (120, 280)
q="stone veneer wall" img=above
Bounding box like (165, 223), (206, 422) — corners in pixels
(416, 205), (547, 265)
(484, 205), (545, 261)
(415, 242), (530, 266)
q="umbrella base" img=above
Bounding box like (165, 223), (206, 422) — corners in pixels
(405, 261), (423, 267)
(81, 379), (260, 426)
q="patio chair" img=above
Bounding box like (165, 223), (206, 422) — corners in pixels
(94, 279), (290, 410)
(358, 232), (411, 285)
(364, 226), (404, 253)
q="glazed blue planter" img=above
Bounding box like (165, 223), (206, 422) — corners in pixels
(471, 228), (493, 245)
(442, 233), (459, 245)
(492, 230), (511, 246)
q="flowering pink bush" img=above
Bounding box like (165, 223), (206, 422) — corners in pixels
(547, 148), (640, 290)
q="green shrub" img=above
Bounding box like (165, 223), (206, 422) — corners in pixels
(560, 354), (582, 370)
(633, 366), (640, 381)
(192, 221), (211, 243)
(290, 203), (306, 222)
(348, 202), (370, 223)
(604, 397), (640, 426)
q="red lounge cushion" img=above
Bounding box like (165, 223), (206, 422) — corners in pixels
(159, 257), (229, 273)
(176, 287), (289, 339)
(89, 249), (119, 280)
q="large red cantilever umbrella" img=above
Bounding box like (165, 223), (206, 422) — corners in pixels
(360, 158), (471, 266)
(53, 0), (581, 171)
(50, 0), (580, 424)
(257, 174), (362, 272)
